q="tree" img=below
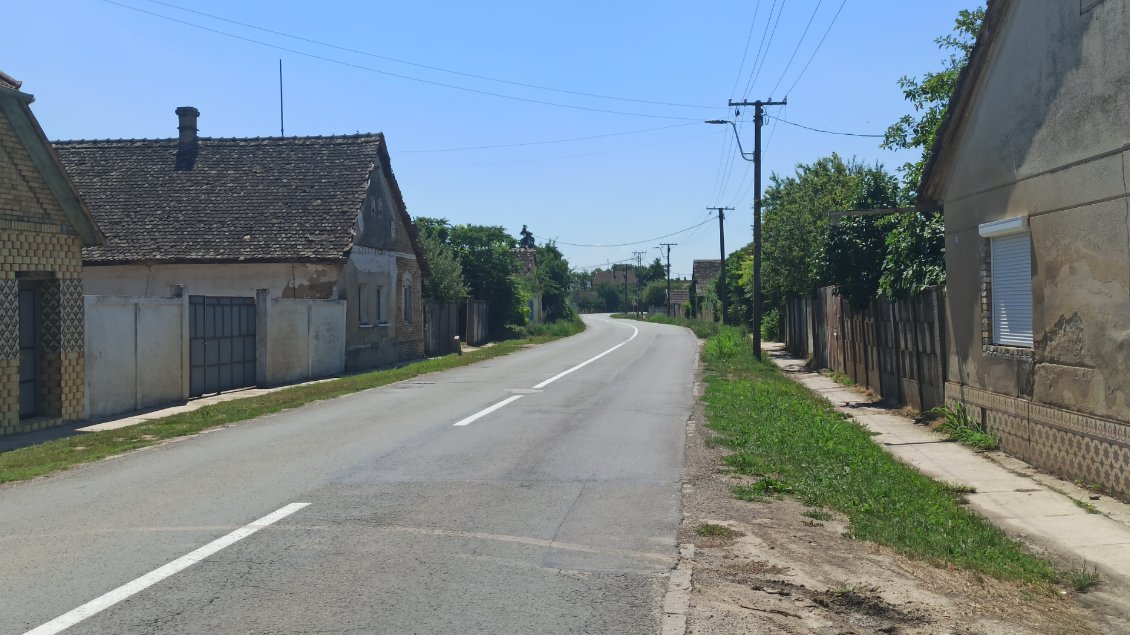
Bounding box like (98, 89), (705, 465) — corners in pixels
(595, 283), (625, 312)
(882, 7), (985, 194)
(639, 258), (666, 285)
(518, 224), (536, 249)
(445, 224), (522, 337)
(878, 211), (946, 299)
(643, 280), (668, 309)
(534, 241), (576, 321)
(419, 231), (468, 303)
(824, 169), (902, 309)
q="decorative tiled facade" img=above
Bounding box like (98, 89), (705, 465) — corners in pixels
(0, 111), (88, 436)
(947, 382), (1130, 497)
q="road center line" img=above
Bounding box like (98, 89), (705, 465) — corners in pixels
(24, 502), (311, 635)
(452, 394), (524, 427)
(531, 322), (639, 390)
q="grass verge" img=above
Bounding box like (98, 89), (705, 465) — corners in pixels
(0, 329), (580, 485)
(612, 312), (731, 340)
(700, 326), (1058, 586)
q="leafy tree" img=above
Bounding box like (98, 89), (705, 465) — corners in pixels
(419, 231), (468, 303)
(595, 282), (625, 312)
(878, 211), (946, 299)
(882, 7), (985, 194)
(824, 169), (902, 309)
(639, 258), (667, 285)
(534, 241), (576, 321)
(643, 280), (668, 309)
(446, 224), (522, 337)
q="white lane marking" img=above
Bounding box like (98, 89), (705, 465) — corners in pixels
(531, 322), (639, 389)
(25, 502), (311, 635)
(452, 394), (524, 427)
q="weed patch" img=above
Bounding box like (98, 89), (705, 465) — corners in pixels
(1066, 561), (1101, 593)
(932, 403), (999, 450)
(695, 523), (744, 539)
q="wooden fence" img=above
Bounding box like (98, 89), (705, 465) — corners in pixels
(461, 299), (490, 346)
(784, 285), (947, 411)
(424, 302), (459, 356)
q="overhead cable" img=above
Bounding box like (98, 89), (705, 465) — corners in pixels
(555, 215), (717, 248)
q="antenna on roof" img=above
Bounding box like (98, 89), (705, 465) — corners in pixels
(279, 59), (285, 137)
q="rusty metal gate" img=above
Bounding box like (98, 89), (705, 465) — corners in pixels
(189, 296), (257, 397)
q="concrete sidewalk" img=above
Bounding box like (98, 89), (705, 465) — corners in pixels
(764, 343), (1130, 595)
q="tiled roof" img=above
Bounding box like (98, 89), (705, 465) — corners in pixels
(669, 288), (691, 304)
(0, 70), (21, 91)
(54, 134), (391, 264)
(592, 269), (636, 287)
(692, 259), (722, 282)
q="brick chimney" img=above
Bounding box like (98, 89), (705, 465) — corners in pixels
(175, 106), (199, 171)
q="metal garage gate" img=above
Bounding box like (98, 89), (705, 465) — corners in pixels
(189, 296), (257, 397)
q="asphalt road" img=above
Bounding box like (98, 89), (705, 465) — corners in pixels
(0, 315), (696, 634)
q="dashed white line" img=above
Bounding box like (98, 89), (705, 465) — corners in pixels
(452, 394), (524, 427)
(532, 322), (639, 390)
(451, 319), (639, 427)
(24, 502), (311, 635)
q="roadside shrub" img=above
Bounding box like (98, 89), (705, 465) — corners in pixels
(703, 326), (747, 362)
(761, 307), (781, 341)
(932, 402), (999, 450)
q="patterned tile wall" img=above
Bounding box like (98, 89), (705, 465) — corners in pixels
(947, 382), (1130, 497)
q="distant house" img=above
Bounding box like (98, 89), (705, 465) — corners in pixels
(0, 71), (103, 436)
(691, 259), (722, 321)
(591, 268), (637, 290)
(919, 0), (1130, 495)
(55, 107), (430, 381)
(668, 287), (690, 318)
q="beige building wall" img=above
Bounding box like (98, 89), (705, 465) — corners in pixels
(0, 110), (86, 435)
(940, 1), (1130, 494)
(83, 262), (342, 299)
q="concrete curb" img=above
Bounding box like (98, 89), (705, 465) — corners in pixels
(661, 543), (694, 635)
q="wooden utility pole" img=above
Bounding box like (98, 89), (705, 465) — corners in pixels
(632, 250), (646, 317)
(707, 207), (733, 324)
(659, 243), (676, 317)
(728, 98), (786, 359)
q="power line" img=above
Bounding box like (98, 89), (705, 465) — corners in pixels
(768, 0), (824, 97)
(398, 131), (714, 168)
(399, 122), (696, 153)
(768, 115), (883, 137)
(97, 0), (704, 122)
(783, 0), (849, 97)
(555, 215), (717, 248)
(728, 1), (764, 98)
(741, 0), (782, 98)
(745, 0), (788, 97)
(141, 0), (719, 110)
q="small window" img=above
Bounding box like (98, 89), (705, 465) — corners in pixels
(358, 283), (370, 324)
(375, 286), (384, 324)
(979, 217), (1032, 348)
(403, 285), (412, 323)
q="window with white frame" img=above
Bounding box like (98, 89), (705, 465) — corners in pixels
(979, 217), (1033, 348)
(375, 286), (384, 324)
(403, 285), (412, 323)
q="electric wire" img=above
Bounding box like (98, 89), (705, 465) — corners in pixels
(399, 122), (697, 153)
(768, 0), (824, 97)
(768, 115), (883, 137)
(745, 0), (788, 98)
(398, 131), (714, 168)
(740, 0), (781, 99)
(140, 0), (719, 110)
(555, 215), (717, 248)
(98, 0), (704, 121)
(782, 0), (849, 97)
(728, 1), (764, 99)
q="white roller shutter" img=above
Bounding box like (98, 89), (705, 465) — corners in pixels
(991, 232), (1033, 347)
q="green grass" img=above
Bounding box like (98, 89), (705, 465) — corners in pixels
(695, 523), (743, 539)
(512, 318), (585, 338)
(819, 369), (855, 386)
(803, 509), (834, 521)
(0, 329), (581, 484)
(613, 312), (738, 341)
(700, 334), (1059, 586)
(932, 403), (1000, 450)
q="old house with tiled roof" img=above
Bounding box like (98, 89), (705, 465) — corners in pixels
(691, 259), (722, 322)
(920, 0), (1130, 495)
(55, 107), (430, 385)
(0, 71), (103, 436)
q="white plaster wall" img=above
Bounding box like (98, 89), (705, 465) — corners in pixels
(265, 299), (346, 385)
(84, 295), (187, 419)
(83, 262), (342, 299)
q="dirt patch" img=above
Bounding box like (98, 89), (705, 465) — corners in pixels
(680, 354), (1122, 634)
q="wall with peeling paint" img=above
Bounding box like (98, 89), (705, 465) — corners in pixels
(83, 262), (343, 299)
(939, 0), (1130, 494)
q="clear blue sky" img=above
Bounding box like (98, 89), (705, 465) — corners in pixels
(6, 0), (978, 279)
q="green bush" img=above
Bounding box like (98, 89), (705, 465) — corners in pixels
(703, 326), (747, 362)
(761, 306), (781, 341)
